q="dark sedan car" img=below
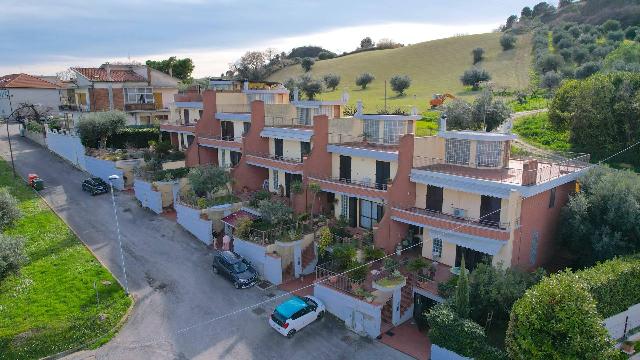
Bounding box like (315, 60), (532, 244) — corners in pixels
(82, 177), (109, 196)
(212, 251), (258, 289)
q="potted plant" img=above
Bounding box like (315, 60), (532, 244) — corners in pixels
(621, 340), (636, 354)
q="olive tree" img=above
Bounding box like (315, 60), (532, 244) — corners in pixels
(389, 74), (411, 96)
(298, 74), (323, 100)
(355, 73), (375, 89)
(187, 165), (230, 198)
(460, 67), (491, 90)
(540, 71), (562, 89)
(472, 47), (485, 64)
(500, 33), (517, 50)
(322, 73), (341, 91)
(301, 57), (315, 72)
(76, 111), (127, 148)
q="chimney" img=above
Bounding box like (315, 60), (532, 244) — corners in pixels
(293, 87), (299, 102)
(439, 114), (447, 132)
(105, 63), (112, 81)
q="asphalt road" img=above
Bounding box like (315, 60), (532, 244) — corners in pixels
(0, 125), (411, 360)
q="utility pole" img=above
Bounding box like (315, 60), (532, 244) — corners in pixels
(4, 116), (16, 177)
(384, 80), (387, 112)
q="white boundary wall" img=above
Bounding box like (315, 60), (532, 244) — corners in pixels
(85, 156), (125, 190)
(46, 131), (87, 169)
(134, 179), (164, 214)
(176, 202), (213, 245)
(430, 345), (472, 360)
(603, 303), (640, 340)
(233, 238), (282, 285)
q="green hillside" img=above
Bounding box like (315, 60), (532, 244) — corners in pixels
(269, 32), (532, 112)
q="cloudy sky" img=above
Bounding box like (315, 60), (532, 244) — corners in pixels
(0, 0), (534, 77)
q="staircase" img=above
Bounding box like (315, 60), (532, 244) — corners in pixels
(399, 273), (414, 317)
(301, 242), (317, 271)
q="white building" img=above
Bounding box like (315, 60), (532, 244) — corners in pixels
(0, 73), (62, 118)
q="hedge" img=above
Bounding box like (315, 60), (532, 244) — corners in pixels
(106, 126), (161, 149)
(576, 256), (640, 318)
(426, 304), (508, 360)
(150, 167), (190, 182)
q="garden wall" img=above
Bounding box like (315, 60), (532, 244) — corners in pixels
(85, 156), (125, 190)
(233, 237), (282, 285)
(603, 303), (640, 340)
(24, 130), (46, 147)
(313, 283), (382, 338)
(430, 345), (472, 360)
(46, 130), (87, 169)
(134, 179), (164, 214)
(175, 202), (213, 245)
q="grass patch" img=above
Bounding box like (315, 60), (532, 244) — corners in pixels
(0, 160), (131, 360)
(416, 112), (439, 136)
(270, 32), (532, 112)
(512, 112), (571, 152)
(508, 95), (549, 112)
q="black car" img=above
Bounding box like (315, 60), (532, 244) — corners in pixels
(212, 251), (258, 289)
(82, 177), (109, 196)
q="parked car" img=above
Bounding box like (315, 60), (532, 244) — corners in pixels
(212, 251), (258, 289)
(81, 177), (109, 196)
(269, 296), (325, 338)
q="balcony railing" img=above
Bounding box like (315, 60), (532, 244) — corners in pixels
(201, 135), (243, 142)
(249, 152), (305, 164)
(308, 175), (388, 190)
(125, 103), (156, 111)
(398, 206), (513, 230)
(265, 116), (313, 128)
(315, 260), (365, 295)
(328, 133), (403, 147)
(413, 153), (590, 185)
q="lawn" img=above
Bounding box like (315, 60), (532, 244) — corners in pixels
(269, 32), (532, 112)
(0, 160), (131, 359)
(512, 112), (571, 152)
(416, 111), (440, 137)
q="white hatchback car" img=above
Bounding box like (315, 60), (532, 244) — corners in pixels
(269, 295), (325, 338)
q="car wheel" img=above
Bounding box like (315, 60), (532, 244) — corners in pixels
(317, 311), (324, 320)
(212, 266), (218, 274)
(286, 329), (296, 338)
(234, 282), (241, 289)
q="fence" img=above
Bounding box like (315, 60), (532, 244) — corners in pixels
(307, 175), (388, 190)
(315, 260), (365, 295)
(328, 133), (402, 147)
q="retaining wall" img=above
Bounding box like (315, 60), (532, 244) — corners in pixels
(134, 179), (164, 214)
(175, 202), (213, 245)
(46, 131), (86, 169)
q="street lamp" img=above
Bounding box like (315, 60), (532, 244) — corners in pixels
(108, 174), (129, 295)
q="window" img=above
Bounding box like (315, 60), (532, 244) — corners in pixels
(124, 87), (154, 104)
(363, 120), (380, 142)
(230, 151), (241, 167)
(243, 122), (251, 136)
(530, 231), (539, 265)
(476, 141), (502, 167)
(272, 169), (279, 190)
(383, 120), (404, 144)
(301, 141), (311, 160)
(359, 199), (383, 230)
(445, 138), (471, 166)
(341, 195), (349, 218)
(549, 188), (556, 208)
(432, 238), (443, 258)
(220, 149), (227, 167)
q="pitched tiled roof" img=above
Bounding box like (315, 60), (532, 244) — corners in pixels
(0, 73), (60, 89)
(72, 67), (147, 82)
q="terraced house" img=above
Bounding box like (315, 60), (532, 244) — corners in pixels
(66, 63), (180, 125)
(161, 80), (591, 338)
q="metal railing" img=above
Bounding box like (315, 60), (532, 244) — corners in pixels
(216, 103), (251, 113)
(307, 175), (389, 190)
(265, 116), (313, 128)
(200, 135), (243, 143)
(399, 206), (513, 230)
(327, 133), (404, 147)
(413, 153), (590, 185)
(247, 152), (305, 164)
(315, 260), (365, 295)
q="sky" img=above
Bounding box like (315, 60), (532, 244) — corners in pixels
(0, 0), (536, 77)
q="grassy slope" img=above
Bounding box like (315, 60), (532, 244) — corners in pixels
(0, 160), (131, 360)
(512, 112), (571, 152)
(269, 32), (532, 112)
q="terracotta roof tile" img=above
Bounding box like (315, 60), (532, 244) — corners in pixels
(72, 67), (147, 82)
(0, 73), (60, 89)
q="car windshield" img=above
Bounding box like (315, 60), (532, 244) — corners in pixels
(232, 261), (248, 273)
(303, 297), (317, 307)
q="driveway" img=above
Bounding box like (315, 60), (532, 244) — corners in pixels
(0, 125), (411, 360)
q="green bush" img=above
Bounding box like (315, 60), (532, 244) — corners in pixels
(364, 247), (385, 262)
(0, 188), (21, 230)
(426, 304), (508, 360)
(76, 111), (127, 148)
(107, 126), (161, 149)
(249, 189), (271, 207)
(506, 271), (622, 360)
(25, 121), (44, 133)
(347, 261), (368, 282)
(151, 167), (190, 181)
(0, 234), (28, 280)
(258, 199), (292, 226)
(332, 243), (356, 270)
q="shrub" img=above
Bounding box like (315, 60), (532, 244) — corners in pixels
(472, 47), (485, 64)
(332, 243), (356, 270)
(317, 51), (335, 60)
(364, 247), (385, 262)
(389, 75), (411, 96)
(572, 46), (589, 65)
(76, 111), (127, 148)
(322, 73), (341, 91)
(500, 33), (517, 50)
(556, 38), (573, 49)
(575, 61), (601, 79)
(317, 226), (333, 255)
(376, 38), (403, 50)
(347, 261), (368, 282)
(607, 30), (625, 42)
(290, 180), (303, 194)
(460, 67), (491, 90)
(301, 57), (315, 72)
(25, 121), (44, 133)
(540, 71), (562, 89)
(249, 189), (271, 207)
(506, 272), (622, 360)
(258, 199), (292, 226)
(355, 73), (375, 89)
(406, 257), (430, 272)
(234, 217), (253, 239)
(537, 53), (564, 73)
(602, 19), (621, 32)
(0, 189), (21, 230)
(625, 26), (640, 40)
(187, 165), (230, 197)
(426, 304), (508, 360)
(107, 126), (161, 149)
(0, 234), (28, 280)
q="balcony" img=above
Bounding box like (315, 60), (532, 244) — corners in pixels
(265, 116), (313, 129)
(307, 175), (388, 200)
(390, 207), (512, 241)
(245, 152), (304, 174)
(412, 154), (590, 187)
(125, 103), (156, 111)
(198, 135), (242, 150)
(159, 123), (196, 134)
(216, 104), (251, 121)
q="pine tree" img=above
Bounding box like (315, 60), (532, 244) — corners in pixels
(455, 256), (470, 318)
